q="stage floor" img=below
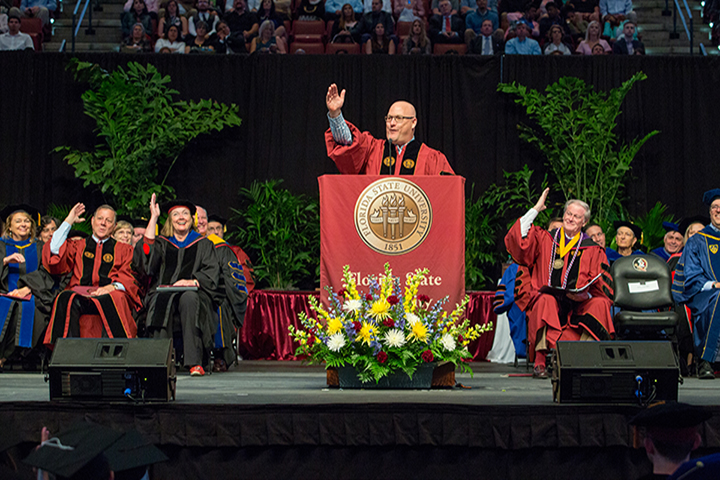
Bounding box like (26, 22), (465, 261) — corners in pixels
(3, 360), (720, 406)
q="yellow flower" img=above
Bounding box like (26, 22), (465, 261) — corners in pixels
(407, 321), (428, 343)
(357, 322), (376, 345)
(369, 298), (391, 320)
(327, 317), (344, 335)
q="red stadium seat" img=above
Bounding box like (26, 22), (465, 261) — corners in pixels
(20, 18), (43, 49)
(325, 42), (361, 54)
(396, 21), (412, 37)
(291, 19), (325, 43)
(290, 41), (325, 53)
(433, 43), (467, 55)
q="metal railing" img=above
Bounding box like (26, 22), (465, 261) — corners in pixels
(69, 0), (101, 52)
(670, 0), (694, 53)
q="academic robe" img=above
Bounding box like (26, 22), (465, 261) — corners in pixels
(325, 121), (455, 175)
(606, 247), (644, 264)
(672, 225), (720, 362)
(651, 246), (681, 262)
(493, 262), (527, 357)
(0, 239), (55, 355)
(207, 234), (248, 367)
(230, 244), (255, 293)
(134, 232), (219, 366)
(668, 252), (694, 372)
(505, 222), (614, 361)
(43, 237), (140, 346)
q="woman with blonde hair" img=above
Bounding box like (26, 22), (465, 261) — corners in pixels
(576, 20), (610, 54)
(250, 20), (287, 53)
(402, 18), (430, 54)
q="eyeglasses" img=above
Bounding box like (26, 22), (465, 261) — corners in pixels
(711, 205), (720, 212)
(384, 115), (415, 124)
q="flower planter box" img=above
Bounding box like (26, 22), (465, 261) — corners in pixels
(327, 362), (456, 389)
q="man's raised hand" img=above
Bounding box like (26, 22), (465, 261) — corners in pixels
(534, 187), (550, 213)
(64, 203), (86, 225)
(326, 84), (346, 118)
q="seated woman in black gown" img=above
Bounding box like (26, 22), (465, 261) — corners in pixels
(134, 194), (219, 377)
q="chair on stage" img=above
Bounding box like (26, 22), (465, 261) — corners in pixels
(611, 255), (678, 340)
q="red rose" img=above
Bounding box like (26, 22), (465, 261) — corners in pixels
(337, 288), (347, 297)
(352, 321), (362, 332)
(387, 295), (399, 305)
(382, 318), (395, 328)
(418, 294), (430, 303)
(377, 351), (388, 363)
(421, 350), (434, 362)
(458, 335), (465, 343)
(365, 294), (373, 301)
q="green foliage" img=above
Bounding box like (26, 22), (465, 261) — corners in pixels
(631, 202), (677, 251)
(465, 166), (551, 289)
(54, 59), (242, 218)
(228, 180), (319, 290)
(45, 203), (92, 234)
(497, 73), (658, 227)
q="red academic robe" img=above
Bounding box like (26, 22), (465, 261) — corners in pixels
(43, 237), (140, 345)
(505, 220), (614, 361)
(325, 121), (454, 175)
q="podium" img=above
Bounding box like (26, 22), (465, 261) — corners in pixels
(319, 175), (466, 308)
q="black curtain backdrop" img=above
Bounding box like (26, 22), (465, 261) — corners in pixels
(2, 52), (720, 221)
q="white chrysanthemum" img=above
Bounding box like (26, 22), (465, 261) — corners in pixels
(405, 312), (421, 326)
(384, 329), (406, 348)
(327, 333), (346, 352)
(440, 333), (457, 351)
(343, 299), (363, 313)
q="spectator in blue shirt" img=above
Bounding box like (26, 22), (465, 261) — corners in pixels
(19, 0), (56, 27)
(465, 0), (499, 32)
(504, 21), (541, 54)
(325, 0), (363, 20)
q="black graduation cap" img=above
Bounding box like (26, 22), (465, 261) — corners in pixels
(207, 214), (227, 225)
(662, 221), (680, 233)
(0, 204), (41, 225)
(613, 220), (642, 240)
(104, 430), (168, 475)
(68, 229), (89, 239)
(629, 401), (712, 429)
(703, 188), (720, 206)
(23, 421), (123, 479)
(679, 215), (709, 236)
(115, 215), (134, 226)
(161, 199), (196, 216)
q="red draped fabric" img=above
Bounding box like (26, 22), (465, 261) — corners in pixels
(238, 290), (497, 361)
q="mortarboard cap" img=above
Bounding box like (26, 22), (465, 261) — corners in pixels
(678, 216), (709, 236)
(0, 204), (41, 225)
(161, 199), (196, 216)
(630, 401), (711, 429)
(207, 214), (227, 225)
(104, 430), (168, 475)
(23, 421), (122, 479)
(613, 220), (642, 240)
(662, 221), (680, 233)
(703, 189), (720, 206)
(68, 229), (89, 239)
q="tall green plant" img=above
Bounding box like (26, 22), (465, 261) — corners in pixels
(630, 202), (677, 251)
(228, 180), (319, 290)
(498, 73), (658, 226)
(54, 59), (242, 218)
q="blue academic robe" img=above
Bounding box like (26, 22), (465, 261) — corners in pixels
(651, 246), (677, 262)
(0, 239), (39, 348)
(672, 224), (720, 362)
(492, 263), (527, 357)
(605, 247), (644, 264)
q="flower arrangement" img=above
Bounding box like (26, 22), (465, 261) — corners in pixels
(288, 264), (492, 384)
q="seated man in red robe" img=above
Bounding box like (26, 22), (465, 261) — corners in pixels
(504, 188), (614, 378)
(43, 203), (140, 345)
(324, 83), (455, 175)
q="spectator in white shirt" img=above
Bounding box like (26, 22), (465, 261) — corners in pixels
(0, 13), (35, 50)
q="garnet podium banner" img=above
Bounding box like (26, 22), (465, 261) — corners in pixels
(319, 175), (465, 309)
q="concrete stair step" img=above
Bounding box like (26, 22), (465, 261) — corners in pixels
(47, 40), (122, 50)
(644, 43), (717, 52)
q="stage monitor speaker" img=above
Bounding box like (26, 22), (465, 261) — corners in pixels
(48, 338), (176, 402)
(552, 341), (679, 404)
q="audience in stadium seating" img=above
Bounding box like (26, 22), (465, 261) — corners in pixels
(188, 0), (219, 36)
(122, 22), (153, 51)
(121, 0), (154, 39)
(468, 18), (503, 53)
(19, 0), (56, 28)
(0, 13), (34, 50)
(364, 0), (392, 13)
(353, 0), (395, 43)
(576, 20), (610, 54)
(563, 4), (588, 37)
(402, 18), (431, 53)
(600, 0), (634, 39)
(567, 0), (600, 21)
(156, 23), (187, 50)
(250, 19), (287, 52)
(158, 0), (189, 38)
(521, 3), (540, 37)
(125, 0), (159, 17)
(429, 0), (465, 43)
(295, 0), (326, 20)
(330, 3), (359, 41)
(612, 20), (644, 53)
(504, 20), (540, 53)
(538, 2), (567, 39)
(186, 19), (216, 51)
(465, 0), (499, 40)
(325, 0), (363, 20)
(365, 20), (395, 52)
(544, 24), (571, 54)
(431, 0), (458, 15)
(256, 0), (288, 43)
(224, 0), (259, 49)
(393, 0), (425, 22)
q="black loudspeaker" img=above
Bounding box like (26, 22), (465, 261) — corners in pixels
(551, 341), (679, 404)
(48, 338), (176, 402)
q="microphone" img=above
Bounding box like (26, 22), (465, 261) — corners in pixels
(675, 461), (705, 480)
